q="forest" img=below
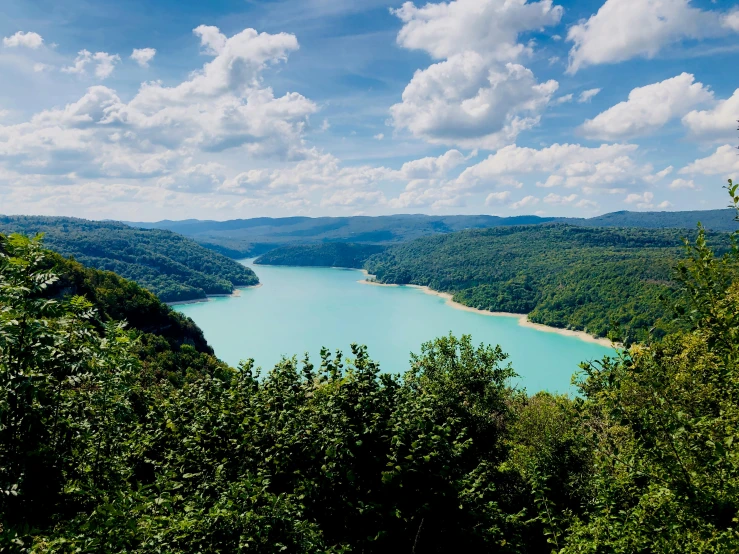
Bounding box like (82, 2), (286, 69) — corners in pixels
(1, 182), (739, 552)
(364, 224), (734, 344)
(0, 216), (259, 302)
(255, 242), (386, 268)
(135, 208), (739, 256)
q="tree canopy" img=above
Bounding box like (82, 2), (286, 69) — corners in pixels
(1, 182), (739, 552)
(0, 216), (258, 302)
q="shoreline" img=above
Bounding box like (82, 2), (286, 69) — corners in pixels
(359, 274), (617, 348)
(167, 283), (262, 306)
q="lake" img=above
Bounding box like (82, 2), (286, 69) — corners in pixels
(173, 261), (615, 393)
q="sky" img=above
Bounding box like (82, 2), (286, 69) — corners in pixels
(0, 0), (738, 221)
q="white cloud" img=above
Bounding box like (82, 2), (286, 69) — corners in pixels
(157, 163), (226, 193)
(321, 189), (387, 208)
(392, 0), (563, 61)
(723, 10), (739, 32)
(668, 178), (696, 189)
(390, 56), (558, 149)
(33, 63), (52, 73)
(320, 119), (330, 131)
(399, 149), (468, 179)
(625, 191), (655, 208)
(566, 0), (737, 73)
(485, 190), (511, 205)
(579, 73), (713, 140)
(194, 25), (228, 55)
(644, 165), (673, 183)
(657, 200), (672, 209)
(390, 0), (562, 149)
(457, 142), (655, 193)
(577, 88), (601, 103)
(510, 195), (539, 209)
(575, 198), (598, 209)
(3, 31), (44, 49)
(62, 50), (121, 79)
(553, 93), (573, 105)
(0, 25), (316, 190)
(682, 89), (739, 141)
(680, 145), (739, 177)
(373, 133), (384, 140)
(543, 192), (578, 204)
(131, 48), (156, 68)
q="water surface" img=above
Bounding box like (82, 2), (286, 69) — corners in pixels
(174, 262), (614, 393)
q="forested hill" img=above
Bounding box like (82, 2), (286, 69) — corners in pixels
(255, 242), (386, 268)
(129, 214), (557, 256)
(0, 216), (258, 302)
(130, 208), (737, 256)
(5, 208), (739, 551)
(364, 224), (732, 344)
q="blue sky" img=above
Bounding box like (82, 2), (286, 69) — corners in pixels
(0, 0), (737, 220)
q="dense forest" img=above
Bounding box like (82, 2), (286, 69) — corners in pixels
(134, 208), (739, 256)
(2, 181), (739, 551)
(255, 242), (386, 268)
(0, 216), (259, 302)
(365, 225), (733, 344)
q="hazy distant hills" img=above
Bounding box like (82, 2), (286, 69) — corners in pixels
(128, 209), (738, 257)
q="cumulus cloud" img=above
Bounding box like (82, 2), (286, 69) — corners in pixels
(0, 25), (316, 190)
(579, 73), (713, 140)
(3, 31), (44, 49)
(510, 195), (539, 209)
(543, 193), (578, 204)
(131, 48), (156, 67)
(457, 142), (655, 193)
(390, 0), (562, 149)
(399, 149), (468, 179)
(680, 145), (739, 177)
(682, 89), (739, 141)
(644, 166), (674, 183)
(566, 0), (738, 73)
(625, 191), (655, 209)
(668, 178), (696, 190)
(392, 0), (562, 61)
(485, 190), (511, 205)
(725, 10), (739, 31)
(62, 50), (121, 79)
(390, 57), (558, 149)
(577, 88), (601, 103)
(373, 133), (384, 140)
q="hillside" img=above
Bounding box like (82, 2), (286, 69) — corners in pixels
(129, 214), (557, 256)
(364, 224), (732, 343)
(0, 215), (259, 302)
(4, 218), (739, 552)
(255, 242), (386, 268)
(129, 209), (738, 256)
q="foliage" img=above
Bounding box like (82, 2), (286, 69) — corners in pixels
(556, 179), (739, 552)
(0, 216), (258, 302)
(365, 224), (732, 343)
(2, 181), (739, 552)
(137, 209), (739, 256)
(255, 243), (386, 268)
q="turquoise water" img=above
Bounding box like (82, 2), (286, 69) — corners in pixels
(174, 262), (615, 393)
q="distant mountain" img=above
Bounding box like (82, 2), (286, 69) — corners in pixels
(0, 216), (259, 302)
(567, 209), (739, 231)
(128, 209), (737, 257)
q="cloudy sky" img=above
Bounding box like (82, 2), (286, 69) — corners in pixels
(0, 0), (738, 221)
